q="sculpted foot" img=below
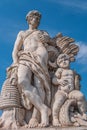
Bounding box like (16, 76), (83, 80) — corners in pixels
(38, 122), (49, 127)
(38, 119), (49, 127)
(74, 113), (87, 120)
(27, 118), (38, 128)
(82, 113), (87, 120)
(73, 122), (80, 127)
(38, 107), (50, 127)
(53, 118), (61, 127)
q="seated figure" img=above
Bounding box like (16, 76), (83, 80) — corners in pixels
(52, 53), (87, 126)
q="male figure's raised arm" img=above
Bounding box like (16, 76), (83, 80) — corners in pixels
(12, 31), (24, 64)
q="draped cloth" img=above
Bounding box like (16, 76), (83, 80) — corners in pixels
(18, 51), (51, 105)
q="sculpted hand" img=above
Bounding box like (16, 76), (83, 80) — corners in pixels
(58, 79), (68, 86)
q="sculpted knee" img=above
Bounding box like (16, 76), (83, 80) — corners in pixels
(55, 92), (67, 103)
(18, 77), (24, 86)
(18, 76), (27, 91)
(18, 74), (31, 85)
(69, 90), (85, 101)
(32, 87), (38, 94)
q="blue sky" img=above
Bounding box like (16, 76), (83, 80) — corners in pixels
(0, 0), (87, 101)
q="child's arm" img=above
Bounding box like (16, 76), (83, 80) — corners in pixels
(52, 68), (62, 86)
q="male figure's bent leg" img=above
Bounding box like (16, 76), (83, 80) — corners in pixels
(18, 64), (50, 127)
(28, 76), (45, 127)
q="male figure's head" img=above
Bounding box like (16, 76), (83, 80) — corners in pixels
(26, 10), (41, 29)
(57, 54), (70, 69)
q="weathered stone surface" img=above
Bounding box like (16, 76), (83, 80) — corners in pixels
(1, 127), (87, 130)
(0, 10), (87, 129)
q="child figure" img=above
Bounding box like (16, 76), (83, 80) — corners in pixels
(52, 53), (87, 126)
(52, 53), (74, 126)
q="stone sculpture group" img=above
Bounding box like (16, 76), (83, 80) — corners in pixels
(0, 10), (87, 129)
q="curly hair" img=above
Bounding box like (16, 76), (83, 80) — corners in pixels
(26, 10), (41, 22)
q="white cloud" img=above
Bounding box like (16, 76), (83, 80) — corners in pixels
(76, 42), (87, 64)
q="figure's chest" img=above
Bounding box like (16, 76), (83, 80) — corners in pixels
(23, 31), (43, 42)
(24, 31), (38, 42)
(62, 70), (73, 77)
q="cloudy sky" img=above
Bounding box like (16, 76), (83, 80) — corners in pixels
(0, 0), (87, 102)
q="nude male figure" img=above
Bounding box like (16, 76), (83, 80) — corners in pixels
(12, 10), (51, 127)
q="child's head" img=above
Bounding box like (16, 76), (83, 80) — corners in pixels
(57, 54), (70, 68)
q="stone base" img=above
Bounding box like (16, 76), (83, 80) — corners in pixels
(1, 126), (87, 130)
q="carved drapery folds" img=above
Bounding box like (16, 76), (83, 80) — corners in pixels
(0, 10), (87, 129)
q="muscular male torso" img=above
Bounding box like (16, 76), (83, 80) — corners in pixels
(21, 30), (49, 66)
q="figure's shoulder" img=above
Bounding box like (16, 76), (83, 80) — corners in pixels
(55, 68), (63, 76)
(17, 30), (25, 37)
(37, 30), (50, 36)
